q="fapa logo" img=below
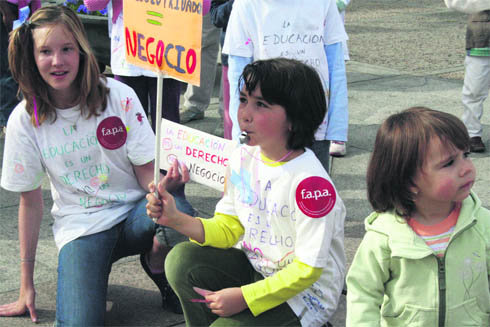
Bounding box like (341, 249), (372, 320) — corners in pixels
(295, 176), (336, 218)
(97, 116), (127, 150)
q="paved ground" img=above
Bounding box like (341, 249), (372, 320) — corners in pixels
(1, 1), (489, 326)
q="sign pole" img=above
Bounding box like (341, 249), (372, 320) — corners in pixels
(153, 73), (164, 198)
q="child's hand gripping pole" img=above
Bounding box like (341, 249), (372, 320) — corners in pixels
(147, 160), (189, 225)
(146, 175), (176, 226)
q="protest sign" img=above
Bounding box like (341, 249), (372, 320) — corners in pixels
(159, 119), (237, 192)
(123, 0), (204, 194)
(123, 0), (203, 86)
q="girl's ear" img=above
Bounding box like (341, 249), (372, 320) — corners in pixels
(409, 184), (419, 197)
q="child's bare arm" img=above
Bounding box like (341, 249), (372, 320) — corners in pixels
(0, 188), (43, 323)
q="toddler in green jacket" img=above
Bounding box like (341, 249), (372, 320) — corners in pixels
(346, 107), (490, 326)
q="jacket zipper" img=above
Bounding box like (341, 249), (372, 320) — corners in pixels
(437, 256), (446, 327)
(436, 219), (476, 327)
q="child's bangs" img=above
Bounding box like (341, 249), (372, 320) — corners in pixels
(241, 70), (260, 95)
(239, 62), (284, 106)
(430, 117), (470, 152)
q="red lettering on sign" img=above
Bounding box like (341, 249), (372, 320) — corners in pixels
(124, 28), (198, 76)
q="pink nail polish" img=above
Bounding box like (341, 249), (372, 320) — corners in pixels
(190, 298), (211, 303)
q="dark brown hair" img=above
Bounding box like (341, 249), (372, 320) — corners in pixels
(239, 58), (327, 150)
(8, 5), (109, 126)
(367, 107), (470, 218)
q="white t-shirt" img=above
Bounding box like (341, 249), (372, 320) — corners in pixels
(222, 0), (347, 138)
(1, 78), (155, 250)
(216, 146), (346, 326)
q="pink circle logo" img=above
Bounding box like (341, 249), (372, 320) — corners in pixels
(97, 117), (127, 150)
(162, 138), (173, 150)
(167, 154), (177, 165)
(14, 163), (24, 174)
(90, 176), (100, 187)
(295, 176), (336, 218)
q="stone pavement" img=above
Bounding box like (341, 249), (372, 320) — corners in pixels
(1, 1), (489, 326)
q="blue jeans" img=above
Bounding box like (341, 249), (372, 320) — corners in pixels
(55, 195), (190, 326)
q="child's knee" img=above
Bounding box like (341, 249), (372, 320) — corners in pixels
(165, 242), (201, 284)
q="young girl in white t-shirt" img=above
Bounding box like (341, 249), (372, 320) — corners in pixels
(147, 58), (346, 326)
(223, 0), (349, 165)
(0, 5), (187, 324)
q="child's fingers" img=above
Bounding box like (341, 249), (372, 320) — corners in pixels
(158, 176), (171, 195)
(170, 158), (179, 173)
(0, 300), (28, 317)
(210, 308), (225, 316)
(165, 160), (180, 182)
(148, 181), (155, 193)
(27, 304), (37, 323)
(145, 203), (162, 219)
(146, 193), (161, 205)
(180, 161), (190, 183)
(146, 200), (162, 213)
(193, 286), (214, 297)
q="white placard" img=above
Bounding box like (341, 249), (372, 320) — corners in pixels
(159, 119), (237, 191)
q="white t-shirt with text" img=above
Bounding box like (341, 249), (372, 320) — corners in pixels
(216, 146), (346, 326)
(223, 0), (348, 138)
(1, 78), (155, 250)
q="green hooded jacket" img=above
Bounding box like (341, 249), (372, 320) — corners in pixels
(346, 192), (490, 327)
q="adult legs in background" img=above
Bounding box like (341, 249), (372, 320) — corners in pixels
(148, 77), (182, 128)
(165, 242), (301, 326)
(212, 71), (225, 137)
(180, 13), (221, 123)
(0, 7), (20, 129)
(56, 198), (154, 326)
(222, 64), (232, 140)
(113, 75), (181, 130)
(339, 9), (350, 61)
(311, 140), (331, 174)
(0, 75), (18, 129)
(461, 55), (490, 152)
(325, 41), (349, 158)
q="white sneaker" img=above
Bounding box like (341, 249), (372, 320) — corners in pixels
(329, 141), (346, 157)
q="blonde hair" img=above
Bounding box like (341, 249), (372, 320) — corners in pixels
(8, 5), (109, 126)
